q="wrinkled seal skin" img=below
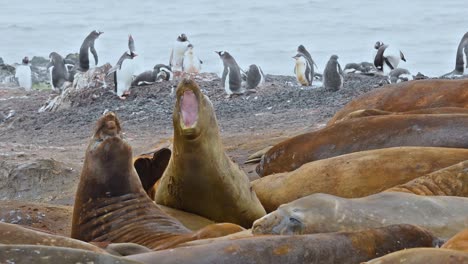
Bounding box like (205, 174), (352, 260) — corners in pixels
(257, 114), (468, 176)
(252, 192), (468, 239)
(155, 79), (266, 228)
(0, 245), (141, 264)
(328, 79), (468, 125)
(442, 229), (468, 252)
(363, 248), (468, 263)
(0, 222), (106, 254)
(71, 112), (243, 250)
(385, 160), (468, 196)
(126, 225), (438, 264)
(252, 147), (468, 212)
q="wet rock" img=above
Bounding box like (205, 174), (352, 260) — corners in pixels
(30, 56), (50, 85)
(0, 57), (4, 64)
(0, 64), (17, 85)
(65, 53), (79, 65)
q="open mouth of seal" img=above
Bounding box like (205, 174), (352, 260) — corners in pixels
(180, 90), (199, 129)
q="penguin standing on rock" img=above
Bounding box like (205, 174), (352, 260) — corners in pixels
(243, 64), (265, 90)
(216, 51), (244, 96)
(183, 44), (203, 74)
(78, 30), (103, 72)
(107, 35), (138, 99)
(15, 56), (32, 90)
(293, 53), (313, 86)
(373, 41), (406, 73)
(47, 52), (74, 91)
(442, 32), (468, 77)
(323, 55), (344, 91)
(169, 34), (190, 77)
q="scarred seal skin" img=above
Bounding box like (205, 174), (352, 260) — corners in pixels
(328, 78), (468, 125)
(125, 225), (439, 264)
(252, 192), (468, 239)
(71, 112), (243, 250)
(362, 248), (468, 264)
(155, 79), (266, 228)
(442, 229), (468, 252)
(257, 114), (468, 176)
(252, 147), (468, 212)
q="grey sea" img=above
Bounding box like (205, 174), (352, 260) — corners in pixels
(1, 0), (467, 77)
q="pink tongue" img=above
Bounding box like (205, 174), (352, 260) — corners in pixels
(181, 90), (198, 127)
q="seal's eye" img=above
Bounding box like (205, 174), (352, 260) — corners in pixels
(289, 217), (301, 225)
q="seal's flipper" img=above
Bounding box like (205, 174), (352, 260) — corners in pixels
(134, 148), (171, 200)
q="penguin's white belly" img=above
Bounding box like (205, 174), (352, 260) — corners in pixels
(48, 66), (56, 90)
(295, 62), (308, 85)
(259, 68), (265, 87)
(15, 65), (32, 90)
(116, 61), (136, 96)
(183, 55), (201, 74)
(172, 43), (188, 71)
(224, 68), (232, 95)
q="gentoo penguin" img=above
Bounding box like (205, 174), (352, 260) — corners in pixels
(216, 51), (244, 95)
(442, 32), (468, 77)
(323, 54), (344, 91)
(293, 53), (313, 86)
(297, 45), (318, 71)
(108, 35), (138, 99)
(78, 30), (103, 72)
(154, 64), (173, 81)
(243, 64), (265, 90)
(373, 41), (406, 73)
(344, 62), (377, 74)
(15, 56), (32, 90)
(169, 33), (190, 77)
(47, 52), (72, 91)
(131, 70), (157, 86)
(182, 44), (202, 74)
(388, 68), (413, 83)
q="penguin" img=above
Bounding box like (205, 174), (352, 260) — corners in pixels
(107, 35), (138, 99)
(442, 32), (468, 77)
(15, 56), (32, 90)
(47, 52), (73, 91)
(360, 62), (377, 73)
(373, 41), (406, 73)
(131, 70), (157, 86)
(388, 68), (413, 83)
(293, 53), (313, 86)
(243, 64), (265, 90)
(154, 64), (173, 81)
(78, 30), (103, 72)
(182, 44), (202, 74)
(169, 34), (190, 77)
(297, 45), (318, 71)
(343, 63), (363, 74)
(323, 54), (344, 91)
(216, 51), (244, 95)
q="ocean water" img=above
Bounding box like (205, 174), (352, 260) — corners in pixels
(0, 0), (467, 77)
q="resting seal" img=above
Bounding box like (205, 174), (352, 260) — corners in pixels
(328, 79), (468, 125)
(71, 112), (243, 250)
(126, 225), (438, 264)
(252, 147), (468, 212)
(442, 229), (468, 252)
(363, 248), (468, 263)
(385, 160), (468, 196)
(155, 79), (266, 227)
(252, 192), (468, 239)
(257, 114), (468, 176)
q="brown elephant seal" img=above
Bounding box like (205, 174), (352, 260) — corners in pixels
(442, 229), (468, 252)
(71, 112), (244, 250)
(252, 192), (468, 239)
(385, 160), (468, 196)
(133, 147), (171, 200)
(0, 222), (106, 253)
(328, 78), (468, 125)
(252, 147), (468, 212)
(0, 245), (141, 264)
(126, 225), (438, 264)
(363, 248), (468, 263)
(155, 79), (266, 227)
(257, 114), (468, 176)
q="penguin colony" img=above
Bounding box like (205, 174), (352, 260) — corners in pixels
(10, 30), (468, 98)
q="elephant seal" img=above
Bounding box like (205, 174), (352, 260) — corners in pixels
(126, 225), (438, 264)
(155, 79), (266, 228)
(0, 245), (140, 264)
(71, 112), (244, 250)
(0, 222), (106, 253)
(252, 147), (468, 212)
(385, 160), (468, 196)
(363, 248), (468, 263)
(257, 114), (468, 176)
(442, 229), (468, 252)
(252, 192), (468, 239)
(328, 79), (468, 125)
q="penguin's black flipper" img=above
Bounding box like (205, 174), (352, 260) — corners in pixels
(90, 45), (99, 65)
(129, 35), (136, 55)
